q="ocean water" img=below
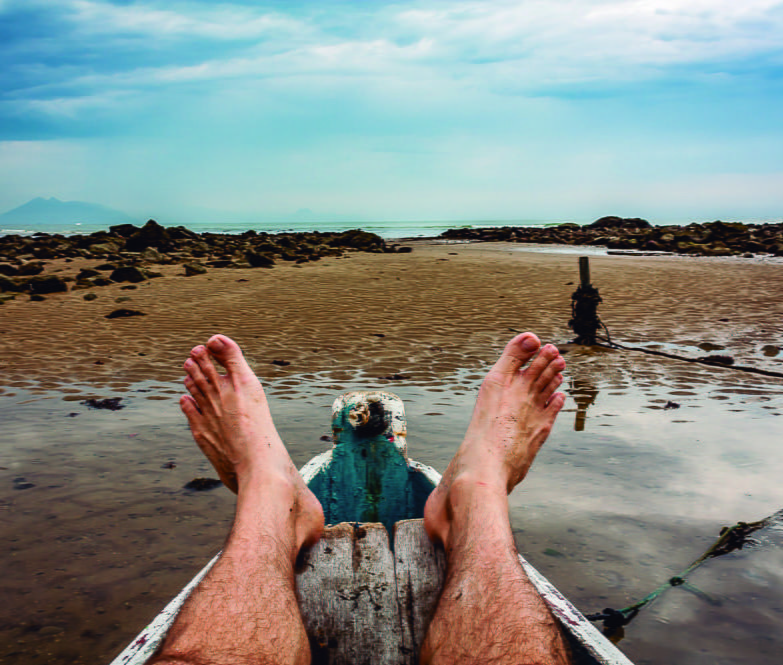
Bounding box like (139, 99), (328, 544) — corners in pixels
(0, 218), (567, 240)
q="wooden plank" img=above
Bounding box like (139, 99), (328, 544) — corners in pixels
(394, 520), (446, 664)
(296, 522), (404, 665)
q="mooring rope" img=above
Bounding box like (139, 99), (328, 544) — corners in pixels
(586, 510), (783, 635)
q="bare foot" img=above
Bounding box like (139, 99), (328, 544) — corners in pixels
(180, 334), (324, 550)
(424, 332), (566, 549)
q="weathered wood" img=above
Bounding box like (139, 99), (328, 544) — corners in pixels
(394, 520), (446, 663)
(296, 523), (403, 665)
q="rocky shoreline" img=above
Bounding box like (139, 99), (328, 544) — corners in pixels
(439, 216), (783, 257)
(0, 220), (407, 300)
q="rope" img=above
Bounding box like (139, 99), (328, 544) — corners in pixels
(586, 510), (783, 634)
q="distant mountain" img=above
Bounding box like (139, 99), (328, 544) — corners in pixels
(0, 197), (134, 226)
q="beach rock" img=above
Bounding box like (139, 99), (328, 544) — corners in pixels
(0, 294), (16, 304)
(125, 219), (171, 252)
(589, 216), (652, 231)
(92, 277), (114, 287)
(105, 308), (146, 319)
(83, 292), (98, 301)
(0, 274), (21, 292)
(77, 268), (101, 280)
(25, 275), (68, 294)
(109, 223), (140, 238)
(184, 477), (222, 491)
(82, 397), (125, 410)
(94, 262), (118, 271)
(30, 294), (46, 301)
(140, 247), (165, 263)
(0, 263), (18, 276)
(89, 242), (121, 256)
(109, 266), (148, 283)
(245, 250), (275, 268)
(183, 262), (207, 276)
(16, 261), (45, 276)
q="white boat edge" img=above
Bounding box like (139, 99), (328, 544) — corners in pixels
(109, 455), (632, 665)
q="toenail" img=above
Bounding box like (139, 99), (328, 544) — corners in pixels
(210, 336), (225, 350)
(522, 336), (539, 351)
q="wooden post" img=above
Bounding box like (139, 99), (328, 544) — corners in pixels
(579, 256), (591, 288)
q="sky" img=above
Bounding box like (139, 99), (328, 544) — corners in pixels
(1, 0), (782, 224)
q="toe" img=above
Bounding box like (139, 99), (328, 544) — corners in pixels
(185, 357), (217, 401)
(207, 334), (254, 379)
(491, 333), (541, 375)
(180, 394), (201, 421)
(545, 392), (566, 414)
(540, 373), (564, 403)
(191, 345), (221, 387)
(533, 355), (566, 394)
(522, 344), (560, 383)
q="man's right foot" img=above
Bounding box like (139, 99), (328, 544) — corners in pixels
(424, 332), (566, 549)
(181, 334), (324, 552)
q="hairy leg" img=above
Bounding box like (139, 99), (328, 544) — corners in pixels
(152, 334), (324, 665)
(421, 333), (571, 665)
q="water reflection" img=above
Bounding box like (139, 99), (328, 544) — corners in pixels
(570, 377), (599, 431)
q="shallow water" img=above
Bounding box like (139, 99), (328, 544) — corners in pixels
(2, 347), (783, 665)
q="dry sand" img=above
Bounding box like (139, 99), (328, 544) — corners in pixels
(2, 241), (782, 391)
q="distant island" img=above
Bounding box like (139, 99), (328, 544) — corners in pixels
(0, 197), (135, 226)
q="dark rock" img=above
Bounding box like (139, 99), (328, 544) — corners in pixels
(161, 461), (177, 469)
(120, 284), (138, 290)
(271, 359), (291, 366)
(109, 223), (141, 238)
(697, 355), (735, 365)
(81, 397), (125, 410)
(115, 296), (132, 303)
(25, 275), (68, 294)
(0, 274), (22, 292)
(0, 263), (18, 276)
(140, 247), (165, 263)
(77, 268), (101, 280)
(589, 216), (652, 230)
(397, 246), (413, 254)
(29, 294), (46, 302)
(183, 262), (208, 276)
(663, 401), (680, 410)
(105, 308), (146, 319)
(184, 477), (222, 491)
(380, 373), (409, 380)
(762, 345), (780, 357)
(13, 477), (35, 490)
(94, 262), (118, 271)
(109, 266), (148, 283)
(83, 293), (98, 301)
(93, 277), (114, 287)
(245, 250), (275, 268)
(16, 261), (45, 276)
(125, 219), (171, 252)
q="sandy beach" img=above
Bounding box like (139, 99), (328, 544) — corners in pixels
(2, 241), (783, 665)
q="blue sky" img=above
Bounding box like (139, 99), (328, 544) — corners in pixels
(1, 0), (782, 223)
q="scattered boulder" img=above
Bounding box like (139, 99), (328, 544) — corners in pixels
(183, 262), (207, 276)
(16, 261), (45, 276)
(83, 292), (98, 301)
(109, 266), (148, 283)
(184, 477), (223, 491)
(25, 275), (68, 294)
(81, 397), (125, 410)
(105, 308), (146, 319)
(245, 250), (275, 268)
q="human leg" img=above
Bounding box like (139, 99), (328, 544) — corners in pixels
(151, 335), (324, 665)
(421, 333), (571, 665)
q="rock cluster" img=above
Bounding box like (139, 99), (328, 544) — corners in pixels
(440, 216), (783, 257)
(0, 220), (394, 297)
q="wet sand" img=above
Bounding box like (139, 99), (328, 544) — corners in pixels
(2, 241), (783, 664)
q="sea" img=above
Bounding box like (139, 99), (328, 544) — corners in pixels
(0, 218), (574, 240)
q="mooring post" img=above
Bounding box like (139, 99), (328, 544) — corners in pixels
(579, 256), (591, 288)
(568, 256), (603, 345)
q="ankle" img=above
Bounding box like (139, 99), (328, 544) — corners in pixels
(425, 473), (509, 550)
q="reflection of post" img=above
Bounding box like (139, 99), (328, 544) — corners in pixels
(572, 378), (599, 431)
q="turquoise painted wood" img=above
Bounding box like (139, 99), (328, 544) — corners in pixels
(305, 392), (437, 534)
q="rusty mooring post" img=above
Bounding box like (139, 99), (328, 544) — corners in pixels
(568, 256), (602, 344)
